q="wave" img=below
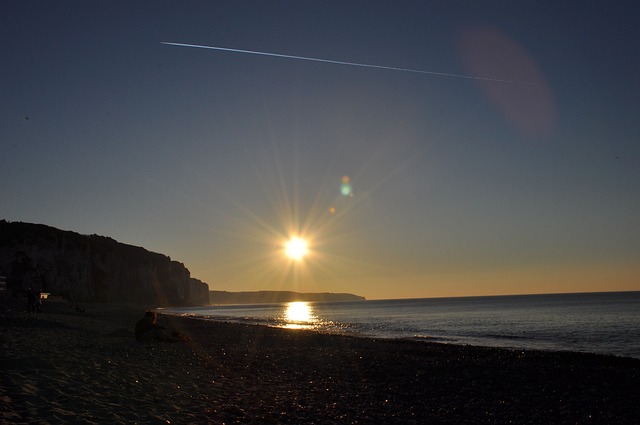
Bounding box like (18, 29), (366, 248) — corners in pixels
(481, 333), (534, 341)
(408, 335), (457, 343)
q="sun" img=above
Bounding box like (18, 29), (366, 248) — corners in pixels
(284, 237), (309, 260)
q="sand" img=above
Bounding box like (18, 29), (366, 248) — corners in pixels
(1, 300), (639, 424)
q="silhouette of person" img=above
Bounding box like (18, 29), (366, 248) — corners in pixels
(135, 311), (187, 342)
(36, 289), (43, 313)
(26, 288), (36, 313)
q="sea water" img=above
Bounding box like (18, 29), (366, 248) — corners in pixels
(164, 291), (640, 359)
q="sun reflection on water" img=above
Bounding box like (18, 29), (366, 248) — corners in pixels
(282, 301), (317, 330)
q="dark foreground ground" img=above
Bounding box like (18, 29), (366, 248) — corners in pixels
(1, 301), (639, 424)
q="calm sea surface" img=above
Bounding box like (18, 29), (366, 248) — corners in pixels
(164, 291), (640, 359)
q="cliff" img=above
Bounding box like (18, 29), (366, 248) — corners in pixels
(209, 290), (365, 304)
(0, 220), (209, 306)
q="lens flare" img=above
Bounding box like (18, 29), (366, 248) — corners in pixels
(340, 176), (353, 196)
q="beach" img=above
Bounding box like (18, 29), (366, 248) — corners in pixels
(1, 301), (639, 424)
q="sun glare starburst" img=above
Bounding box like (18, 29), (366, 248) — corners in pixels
(284, 237), (309, 261)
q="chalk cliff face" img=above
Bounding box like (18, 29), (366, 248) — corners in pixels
(0, 221), (209, 306)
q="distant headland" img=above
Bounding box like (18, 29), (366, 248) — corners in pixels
(210, 290), (365, 305)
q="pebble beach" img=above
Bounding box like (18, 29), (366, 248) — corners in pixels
(1, 301), (639, 424)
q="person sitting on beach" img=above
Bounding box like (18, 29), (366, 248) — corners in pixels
(135, 311), (188, 343)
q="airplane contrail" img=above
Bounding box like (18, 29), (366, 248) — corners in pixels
(161, 42), (534, 85)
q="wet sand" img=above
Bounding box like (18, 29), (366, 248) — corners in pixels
(1, 301), (639, 424)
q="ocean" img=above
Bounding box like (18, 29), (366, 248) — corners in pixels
(164, 291), (640, 359)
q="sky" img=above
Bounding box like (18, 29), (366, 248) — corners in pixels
(2, 1), (639, 300)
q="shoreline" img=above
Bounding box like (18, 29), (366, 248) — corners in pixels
(163, 310), (640, 360)
(2, 301), (640, 423)
(162, 293), (640, 360)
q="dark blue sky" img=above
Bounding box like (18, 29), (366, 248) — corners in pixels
(2, 1), (639, 298)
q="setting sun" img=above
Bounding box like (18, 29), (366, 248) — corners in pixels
(284, 237), (309, 260)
